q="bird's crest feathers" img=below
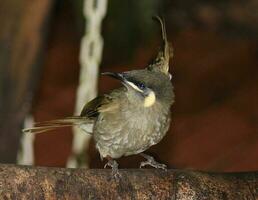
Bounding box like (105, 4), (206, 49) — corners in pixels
(147, 16), (173, 75)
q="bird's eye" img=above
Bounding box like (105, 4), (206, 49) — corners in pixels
(137, 83), (146, 90)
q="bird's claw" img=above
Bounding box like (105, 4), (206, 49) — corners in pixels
(104, 161), (112, 169)
(140, 161), (167, 170)
(112, 168), (121, 180)
(104, 159), (121, 180)
(139, 153), (167, 170)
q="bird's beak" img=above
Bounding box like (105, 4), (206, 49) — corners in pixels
(101, 72), (125, 82)
(102, 72), (142, 92)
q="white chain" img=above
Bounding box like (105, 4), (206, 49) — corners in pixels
(17, 115), (35, 165)
(67, 0), (108, 168)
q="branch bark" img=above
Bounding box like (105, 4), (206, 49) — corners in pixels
(0, 164), (257, 199)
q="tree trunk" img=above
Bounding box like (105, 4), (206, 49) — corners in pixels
(0, 0), (55, 162)
(0, 164), (257, 199)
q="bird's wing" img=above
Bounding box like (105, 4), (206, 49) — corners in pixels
(80, 94), (120, 117)
(22, 94), (120, 134)
(80, 95), (107, 118)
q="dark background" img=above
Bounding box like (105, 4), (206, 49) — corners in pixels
(0, 0), (257, 171)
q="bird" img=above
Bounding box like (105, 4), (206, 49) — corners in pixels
(23, 16), (175, 177)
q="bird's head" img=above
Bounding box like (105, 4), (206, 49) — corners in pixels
(102, 16), (174, 108)
(102, 69), (174, 108)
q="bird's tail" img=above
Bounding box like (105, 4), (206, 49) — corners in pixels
(22, 116), (93, 134)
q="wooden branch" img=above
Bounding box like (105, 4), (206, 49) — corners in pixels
(0, 164), (257, 199)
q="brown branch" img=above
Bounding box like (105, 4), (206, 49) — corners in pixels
(0, 164), (257, 199)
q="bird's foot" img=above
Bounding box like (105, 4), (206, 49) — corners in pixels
(139, 153), (167, 170)
(104, 159), (121, 180)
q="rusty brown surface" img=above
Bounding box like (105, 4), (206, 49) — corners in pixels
(0, 164), (257, 199)
(0, 0), (55, 162)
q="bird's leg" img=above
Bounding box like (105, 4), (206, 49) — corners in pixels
(139, 153), (167, 170)
(104, 156), (121, 179)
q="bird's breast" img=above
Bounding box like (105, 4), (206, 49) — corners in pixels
(93, 101), (171, 158)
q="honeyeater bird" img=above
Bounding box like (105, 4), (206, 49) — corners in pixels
(23, 16), (175, 176)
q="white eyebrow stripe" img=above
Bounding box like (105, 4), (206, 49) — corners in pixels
(125, 80), (143, 93)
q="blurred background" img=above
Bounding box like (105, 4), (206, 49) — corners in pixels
(0, 0), (257, 172)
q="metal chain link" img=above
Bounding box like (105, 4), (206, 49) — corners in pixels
(17, 115), (35, 165)
(67, 0), (108, 168)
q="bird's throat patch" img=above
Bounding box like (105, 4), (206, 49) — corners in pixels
(144, 91), (156, 107)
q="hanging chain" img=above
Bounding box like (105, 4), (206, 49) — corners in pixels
(67, 0), (108, 168)
(17, 115), (35, 165)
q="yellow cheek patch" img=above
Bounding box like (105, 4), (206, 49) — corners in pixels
(144, 91), (156, 107)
